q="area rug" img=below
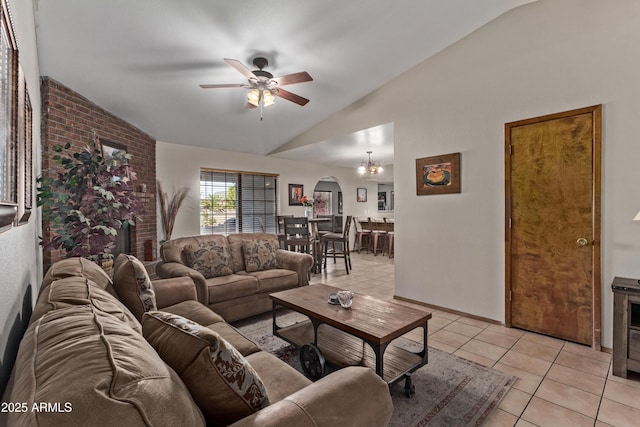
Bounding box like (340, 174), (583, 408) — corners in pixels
(233, 312), (516, 427)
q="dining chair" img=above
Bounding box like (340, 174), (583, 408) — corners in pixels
(321, 215), (352, 274)
(283, 216), (316, 275)
(277, 215), (293, 248)
(315, 215), (334, 237)
(283, 217), (314, 252)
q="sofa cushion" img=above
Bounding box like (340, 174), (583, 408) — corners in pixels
(30, 276), (141, 333)
(112, 254), (158, 321)
(184, 239), (233, 279)
(227, 233), (280, 273)
(162, 299), (226, 326)
(206, 322), (262, 357)
(9, 305), (205, 427)
(41, 257), (116, 296)
(242, 269), (299, 293)
(242, 239), (279, 273)
(146, 301), (261, 355)
(244, 351), (312, 403)
(142, 311), (270, 427)
(206, 274), (259, 304)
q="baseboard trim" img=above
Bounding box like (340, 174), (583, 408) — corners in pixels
(393, 295), (614, 353)
(393, 295), (502, 325)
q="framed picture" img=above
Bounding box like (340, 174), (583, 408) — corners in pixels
(101, 139), (128, 165)
(416, 152), (461, 196)
(288, 184), (303, 206)
(338, 191), (343, 214)
(313, 191), (332, 216)
(357, 187), (367, 202)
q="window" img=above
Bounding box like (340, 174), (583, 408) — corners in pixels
(0, 0), (18, 232)
(200, 169), (279, 235)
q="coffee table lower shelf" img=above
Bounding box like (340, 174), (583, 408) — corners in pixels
(275, 319), (425, 386)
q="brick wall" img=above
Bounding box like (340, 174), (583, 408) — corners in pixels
(41, 77), (157, 271)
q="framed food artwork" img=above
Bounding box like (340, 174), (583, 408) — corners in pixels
(416, 152), (461, 196)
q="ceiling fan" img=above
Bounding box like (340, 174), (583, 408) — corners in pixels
(200, 57), (313, 118)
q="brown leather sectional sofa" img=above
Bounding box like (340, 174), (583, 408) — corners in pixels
(2, 256), (393, 426)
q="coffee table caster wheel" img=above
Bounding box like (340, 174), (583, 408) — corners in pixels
(404, 374), (415, 398)
(300, 343), (325, 380)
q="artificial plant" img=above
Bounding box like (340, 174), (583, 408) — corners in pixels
(157, 180), (189, 241)
(37, 134), (145, 263)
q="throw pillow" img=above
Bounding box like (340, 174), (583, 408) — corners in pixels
(142, 311), (270, 426)
(112, 254), (158, 320)
(242, 239), (278, 273)
(184, 241), (233, 278)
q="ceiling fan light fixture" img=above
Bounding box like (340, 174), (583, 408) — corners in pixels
(262, 89), (275, 107)
(247, 89), (260, 106)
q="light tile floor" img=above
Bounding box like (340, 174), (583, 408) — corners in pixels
(310, 251), (640, 426)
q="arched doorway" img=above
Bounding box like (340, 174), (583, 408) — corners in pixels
(313, 176), (343, 233)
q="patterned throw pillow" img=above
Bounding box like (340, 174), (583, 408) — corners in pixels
(184, 241), (233, 278)
(142, 311), (270, 426)
(242, 239), (278, 273)
(112, 254), (157, 321)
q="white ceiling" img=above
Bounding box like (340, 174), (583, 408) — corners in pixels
(33, 0), (534, 168)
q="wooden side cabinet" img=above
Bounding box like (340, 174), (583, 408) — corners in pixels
(612, 277), (640, 378)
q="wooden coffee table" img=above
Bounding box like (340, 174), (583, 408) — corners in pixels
(270, 284), (431, 396)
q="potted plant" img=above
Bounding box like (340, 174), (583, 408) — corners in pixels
(37, 133), (145, 272)
(301, 195), (314, 219)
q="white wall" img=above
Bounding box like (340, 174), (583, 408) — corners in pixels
(156, 141), (386, 243)
(0, 0), (42, 394)
(284, 0), (640, 348)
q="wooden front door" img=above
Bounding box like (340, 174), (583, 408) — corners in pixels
(505, 105), (601, 347)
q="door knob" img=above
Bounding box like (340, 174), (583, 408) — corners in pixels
(576, 238), (589, 247)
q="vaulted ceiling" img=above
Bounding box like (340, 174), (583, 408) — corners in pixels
(34, 0), (534, 168)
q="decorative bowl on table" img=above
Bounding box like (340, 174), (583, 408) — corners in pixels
(337, 290), (354, 308)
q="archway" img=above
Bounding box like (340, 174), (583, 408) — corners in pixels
(313, 176), (343, 233)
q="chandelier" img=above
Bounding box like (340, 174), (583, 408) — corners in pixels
(357, 151), (384, 175)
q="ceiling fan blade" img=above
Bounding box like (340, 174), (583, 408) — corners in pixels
(199, 83), (245, 89)
(246, 102), (258, 109)
(273, 71), (313, 86)
(274, 88), (310, 106)
(224, 58), (257, 80)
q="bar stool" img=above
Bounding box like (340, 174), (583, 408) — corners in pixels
(382, 217), (394, 258)
(367, 218), (387, 256)
(354, 217), (371, 253)
(321, 216), (352, 274)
